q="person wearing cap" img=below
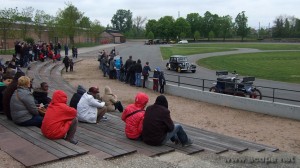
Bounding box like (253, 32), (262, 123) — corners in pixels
(77, 86), (108, 123)
(152, 67), (160, 92)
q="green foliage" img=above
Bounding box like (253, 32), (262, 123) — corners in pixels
(157, 16), (175, 40)
(197, 52), (300, 83)
(208, 31), (215, 41)
(235, 11), (250, 41)
(194, 31), (200, 41)
(147, 31), (154, 39)
(23, 37), (35, 44)
(0, 7), (18, 50)
(111, 9), (133, 33)
(174, 17), (190, 39)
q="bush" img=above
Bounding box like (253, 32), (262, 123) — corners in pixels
(24, 37), (35, 45)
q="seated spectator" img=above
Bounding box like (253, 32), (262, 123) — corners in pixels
(77, 87), (108, 123)
(101, 86), (123, 112)
(121, 92), (149, 140)
(3, 71), (25, 120)
(41, 90), (78, 145)
(142, 95), (193, 147)
(10, 76), (43, 127)
(33, 82), (51, 107)
(0, 74), (13, 113)
(69, 85), (86, 109)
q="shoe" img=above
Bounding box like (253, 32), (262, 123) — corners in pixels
(100, 115), (108, 121)
(67, 139), (78, 145)
(182, 139), (193, 147)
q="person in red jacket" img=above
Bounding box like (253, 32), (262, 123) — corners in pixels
(41, 90), (78, 144)
(121, 92), (149, 140)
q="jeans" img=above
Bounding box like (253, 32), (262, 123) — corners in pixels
(135, 73), (141, 87)
(17, 115), (43, 128)
(161, 124), (188, 145)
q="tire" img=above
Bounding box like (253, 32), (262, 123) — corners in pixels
(250, 88), (262, 100)
(177, 67), (181, 73)
(166, 63), (170, 70)
(209, 86), (217, 92)
(191, 70), (196, 73)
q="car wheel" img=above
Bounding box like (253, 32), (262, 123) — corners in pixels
(177, 67), (181, 73)
(191, 70), (196, 73)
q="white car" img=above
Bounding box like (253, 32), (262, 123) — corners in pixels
(178, 40), (188, 44)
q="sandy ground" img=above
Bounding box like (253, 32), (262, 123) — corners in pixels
(62, 58), (300, 155)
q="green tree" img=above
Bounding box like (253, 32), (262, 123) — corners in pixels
(174, 17), (190, 40)
(18, 7), (34, 39)
(145, 19), (158, 38)
(186, 13), (202, 39)
(147, 31), (154, 39)
(203, 11), (217, 38)
(79, 16), (91, 42)
(34, 10), (51, 41)
(208, 30), (215, 41)
(56, 3), (83, 45)
(111, 9), (132, 33)
(0, 7), (18, 50)
(157, 16), (175, 41)
(90, 19), (104, 43)
(220, 15), (233, 41)
(194, 31), (200, 41)
(235, 11), (250, 41)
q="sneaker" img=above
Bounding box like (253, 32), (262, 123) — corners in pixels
(182, 139), (193, 147)
(100, 115), (108, 121)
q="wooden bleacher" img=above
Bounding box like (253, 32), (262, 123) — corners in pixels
(0, 59), (278, 167)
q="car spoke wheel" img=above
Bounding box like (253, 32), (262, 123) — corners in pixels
(250, 89), (262, 100)
(177, 67), (181, 73)
(209, 87), (217, 92)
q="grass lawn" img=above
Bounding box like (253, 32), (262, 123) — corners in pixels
(197, 51), (300, 83)
(160, 47), (235, 60)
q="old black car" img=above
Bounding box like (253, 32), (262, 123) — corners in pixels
(166, 55), (196, 73)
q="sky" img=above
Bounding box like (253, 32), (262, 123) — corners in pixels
(1, 0), (299, 29)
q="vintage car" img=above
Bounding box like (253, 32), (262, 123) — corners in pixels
(166, 55), (196, 73)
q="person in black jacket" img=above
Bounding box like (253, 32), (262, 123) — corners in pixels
(142, 95), (192, 147)
(124, 55), (133, 83)
(33, 82), (51, 107)
(63, 55), (70, 72)
(69, 85), (86, 109)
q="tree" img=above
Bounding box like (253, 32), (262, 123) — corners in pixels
(235, 11), (250, 41)
(186, 13), (202, 39)
(194, 31), (200, 41)
(0, 7), (18, 50)
(79, 16), (91, 42)
(219, 15), (233, 41)
(202, 11), (218, 39)
(90, 19), (104, 43)
(111, 9), (132, 33)
(174, 17), (190, 40)
(19, 7), (34, 39)
(133, 16), (147, 33)
(56, 3), (83, 45)
(34, 10), (51, 41)
(147, 31), (154, 39)
(157, 16), (175, 40)
(208, 31), (215, 41)
(145, 19), (158, 38)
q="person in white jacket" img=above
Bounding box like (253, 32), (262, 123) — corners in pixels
(77, 87), (107, 123)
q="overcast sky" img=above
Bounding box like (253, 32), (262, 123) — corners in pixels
(1, 0), (299, 29)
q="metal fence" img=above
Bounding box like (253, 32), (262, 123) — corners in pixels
(154, 72), (300, 106)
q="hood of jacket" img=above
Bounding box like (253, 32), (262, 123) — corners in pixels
(134, 92), (149, 108)
(154, 95), (168, 109)
(77, 85), (86, 95)
(104, 86), (112, 94)
(51, 90), (67, 104)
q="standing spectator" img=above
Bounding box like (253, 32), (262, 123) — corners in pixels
(134, 59), (143, 87)
(101, 86), (123, 112)
(74, 47), (78, 58)
(64, 44), (69, 56)
(128, 61), (136, 86)
(69, 59), (74, 72)
(114, 54), (122, 80)
(142, 62), (151, 88)
(41, 90), (78, 145)
(108, 56), (116, 79)
(121, 92), (149, 140)
(10, 76), (44, 127)
(63, 55), (70, 72)
(72, 46), (75, 58)
(153, 67), (160, 92)
(57, 42), (62, 54)
(159, 71), (166, 94)
(124, 55), (133, 83)
(77, 87), (108, 123)
(142, 95), (193, 146)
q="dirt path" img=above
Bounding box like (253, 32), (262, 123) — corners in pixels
(63, 58), (300, 155)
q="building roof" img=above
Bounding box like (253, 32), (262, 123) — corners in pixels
(110, 33), (124, 37)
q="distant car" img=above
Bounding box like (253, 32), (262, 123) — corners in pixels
(166, 55), (196, 73)
(178, 40), (188, 44)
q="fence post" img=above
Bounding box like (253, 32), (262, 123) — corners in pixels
(272, 88), (275, 102)
(178, 75), (180, 86)
(202, 79), (205, 91)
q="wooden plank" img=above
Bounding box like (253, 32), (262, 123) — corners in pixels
(28, 126), (89, 154)
(165, 142), (204, 155)
(0, 131), (58, 167)
(77, 142), (112, 160)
